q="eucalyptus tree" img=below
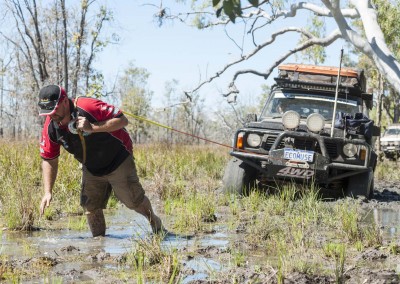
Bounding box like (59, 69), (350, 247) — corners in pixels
(356, 0), (400, 126)
(0, 0), (114, 138)
(177, 90), (206, 144)
(324, 0), (399, 135)
(155, 0), (400, 101)
(117, 62), (153, 143)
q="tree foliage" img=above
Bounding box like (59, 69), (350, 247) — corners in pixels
(351, 0), (400, 124)
(118, 62), (153, 143)
(156, 0), (400, 102)
(0, 0), (115, 138)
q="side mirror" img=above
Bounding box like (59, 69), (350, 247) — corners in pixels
(372, 126), (381, 137)
(245, 113), (257, 123)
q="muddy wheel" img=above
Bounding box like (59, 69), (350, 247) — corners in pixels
(222, 158), (257, 196)
(368, 177), (374, 199)
(345, 169), (373, 199)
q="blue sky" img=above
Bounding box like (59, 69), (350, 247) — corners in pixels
(96, 1), (348, 110)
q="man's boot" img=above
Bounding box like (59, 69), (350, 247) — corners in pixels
(86, 208), (106, 237)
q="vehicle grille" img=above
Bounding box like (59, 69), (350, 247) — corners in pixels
(262, 134), (338, 158)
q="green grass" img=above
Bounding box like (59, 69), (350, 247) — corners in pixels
(0, 141), (42, 230)
(221, 184), (383, 279)
(0, 141), (393, 282)
(165, 191), (217, 233)
(0, 140), (133, 230)
(375, 160), (400, 180)
(119, 234), (181, 283)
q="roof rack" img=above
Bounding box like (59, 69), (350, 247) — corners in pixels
(278, 63), (359, 77)
(276, 63), (366, 93)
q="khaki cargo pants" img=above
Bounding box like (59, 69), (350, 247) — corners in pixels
(80, 155), (145, 212)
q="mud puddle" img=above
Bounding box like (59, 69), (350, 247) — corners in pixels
(363, 207), (400, 241)
(1, 207), (235, 283)
(2, 181), (400, 283)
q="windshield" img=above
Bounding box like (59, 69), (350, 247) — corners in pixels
(384, 128), (400, 136)
(260, 91), (361, 120)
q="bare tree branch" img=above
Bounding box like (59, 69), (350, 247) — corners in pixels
(24, 0), (48, 80)
(84, 7), (110, 93)
(186, 27), (319, 96)
(200, 1), (359, 28)
(229, 103), (245, 125)
(170, 0), (400, 100)
(227, 29), (342, 95)
(215, 111), (235, 131)
(61, 0), (68, 92)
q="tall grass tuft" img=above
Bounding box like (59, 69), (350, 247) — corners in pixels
(336, 201), (360, 242)
(0, 140), (120, 230)
(165, 191), (217, 233)
(123, 234), (181, 283)
(134, 144), (228, 200)
(0, 141), (42, 230)
(375, 160), (399, 180)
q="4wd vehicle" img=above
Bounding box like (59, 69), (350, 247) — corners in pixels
(380, 124), (400, 160)
(222, 63), (379, 199)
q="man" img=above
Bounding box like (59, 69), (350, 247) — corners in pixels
(38, 84), (165, 237)
(275, 99), (287, 114)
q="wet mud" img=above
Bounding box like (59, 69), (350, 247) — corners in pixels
(2, 180), (400, 283)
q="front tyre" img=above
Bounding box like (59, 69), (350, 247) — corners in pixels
(222, 158), (257, 196)
(345, 169), (374, 199)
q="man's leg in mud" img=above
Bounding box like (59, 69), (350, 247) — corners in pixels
(133, 196), (165, 234)
(81, 166), (112, 237)
(86, 208), (106, 237)
(109, 156), (167, 234)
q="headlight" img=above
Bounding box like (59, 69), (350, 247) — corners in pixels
(343, 143), (357, 157)
(247, 133), (262, 147)
(282, 111), (300, 130)
(306, 113), (325, 133)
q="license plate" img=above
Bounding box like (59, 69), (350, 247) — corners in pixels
(284, 148), (314, 162)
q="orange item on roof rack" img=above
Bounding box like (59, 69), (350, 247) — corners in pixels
(278, 63), (359, 78)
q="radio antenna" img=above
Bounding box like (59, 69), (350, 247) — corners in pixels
(330, 48), (344, 138)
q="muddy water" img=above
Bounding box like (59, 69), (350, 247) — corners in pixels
(3, 207), (149, 256)
(1, 207), (233, 283)
(364, 207), (400, 240)
(2, 183), (400, 283)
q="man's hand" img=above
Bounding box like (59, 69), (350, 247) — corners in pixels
(76, 115), (128, 133)
(76, 116), (94, 133)
(40, 192), (52, 215)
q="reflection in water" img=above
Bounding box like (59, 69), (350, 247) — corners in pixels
(364, 207), (400, 240)
(182, 257), (223, 283)
(5, 205), (400, 282)
(0, 206), (229, 283)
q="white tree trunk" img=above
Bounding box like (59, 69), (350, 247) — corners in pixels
(324, 0), (400, 93)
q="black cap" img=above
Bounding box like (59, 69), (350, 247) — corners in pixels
(38, 85), (66, 116)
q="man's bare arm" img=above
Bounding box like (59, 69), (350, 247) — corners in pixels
(77, 115), (129, 133)
(40, 157), (59, 215)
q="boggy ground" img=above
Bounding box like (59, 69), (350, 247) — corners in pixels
(243, 179), (400, 284)
(2, 143), (399, 283)
(2, 179), (400, 284)
(179, 179), (400, 284)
